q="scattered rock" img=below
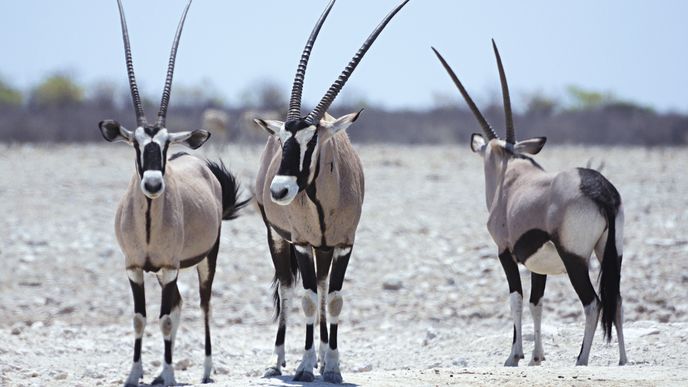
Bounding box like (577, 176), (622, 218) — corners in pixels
(175, 358), (192, 371)
(382, 276), (403, 291)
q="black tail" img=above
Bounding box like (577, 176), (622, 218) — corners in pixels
(578, 167), (622, 343)
(599, 207), (621, 342)
(271, 244), (299, 322)
(206, 160), (251, 220)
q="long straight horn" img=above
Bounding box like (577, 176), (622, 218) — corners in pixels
(304, 0), (410, 125)
(431, 47), (498, 140)
(492, 39), (514, 144)
(116, 0), (147, 127)
(286, 0), (337, 122)
(156, 0), (192, 128)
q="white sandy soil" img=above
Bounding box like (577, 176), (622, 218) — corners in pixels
(1, 144), (687, 386)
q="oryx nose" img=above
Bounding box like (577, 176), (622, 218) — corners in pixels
(144, 180), (162, 193)
(271, 187), (289, 200)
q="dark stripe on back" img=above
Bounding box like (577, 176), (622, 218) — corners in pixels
(512, 229), (550, 264)
(505, 147), (544, 170)
(169, 151), (189, 161)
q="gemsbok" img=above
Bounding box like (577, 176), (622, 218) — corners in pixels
(99, 1), (248, 385)
(432, 41), (627, 366)
(253, 0), (409, 382)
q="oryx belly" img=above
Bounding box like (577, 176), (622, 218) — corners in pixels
(512, 229), (566, 275)
(523, 241), (566, 275)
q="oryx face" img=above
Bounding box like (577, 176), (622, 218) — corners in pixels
(256, 119), (320, 205)
(255, 111), (362, 206)
(99, 120), (210, 199)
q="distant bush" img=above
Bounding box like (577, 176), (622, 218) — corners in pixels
(0, 78), (22, 107)
(30, 74), (84, 108)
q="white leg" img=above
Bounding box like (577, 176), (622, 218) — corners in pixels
(153, 268), (181, 386)
(616, 298), (628, 365)
(323, 290), (343, 383)
(294, 290), (318, 380)
(317, 278), (329, 371)
(576, 302), (600, 366)
(505, 292), (524, 366)
(529, 301), (545, 366)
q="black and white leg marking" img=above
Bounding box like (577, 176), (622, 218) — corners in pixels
(152, 268), (182, 386)
(322, 246), (352, 384)
(198, 236), (219, 383)
(529, 273), (546, 366)
(555, 244), (599, 366)
(125, 268), (146, 387)
(293, 245), (317, 382)
(498, 250), (524, 367)
(315, 247), (334, 372)
(263, 226), (295, 378)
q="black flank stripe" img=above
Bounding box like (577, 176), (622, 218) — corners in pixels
(305, 155), (326, 247)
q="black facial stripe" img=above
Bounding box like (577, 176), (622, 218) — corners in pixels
(133, 140), (144, 177)
(277, 137), (300, 176)
(298, 133), (318, 188)
(162, 141), (170, 173)
(142, 142), (163, 173)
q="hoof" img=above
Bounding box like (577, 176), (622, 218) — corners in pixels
(263, 367), (282, 378)
(323, 371), (343, 384)
(293, 371), (315, 382)
(528, 355), (544, 366)
(201, 377), (214, 384)
(504, 356), (521, 367)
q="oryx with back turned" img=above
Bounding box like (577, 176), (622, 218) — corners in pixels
(254, 0), (409, 383)
(433, 41), (627, 366)
(99, 1), (248, 385)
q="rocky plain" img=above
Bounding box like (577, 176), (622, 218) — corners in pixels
(1, 143), (687, 386)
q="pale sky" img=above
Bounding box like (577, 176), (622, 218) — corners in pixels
(2, 0), (687, 112)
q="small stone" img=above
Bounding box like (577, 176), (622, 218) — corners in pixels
(175, 358), (192, 371)
(382, 276), (403, 291)
(55, 372), (68, 380)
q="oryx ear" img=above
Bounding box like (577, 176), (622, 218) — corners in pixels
(253, 118), (284, 136)
(323, 110), (363, 134)
(470, 133), (486, 153)
(514, 137), (546, 155)
(99, 120), (132, 143)
(169, 130), (211, 149)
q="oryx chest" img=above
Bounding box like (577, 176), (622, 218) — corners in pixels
(265, 193), (324, 246)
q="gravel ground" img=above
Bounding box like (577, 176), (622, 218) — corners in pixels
(1, 143), (687, 386)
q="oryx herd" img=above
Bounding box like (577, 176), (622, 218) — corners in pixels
(101, 0), (627, 385)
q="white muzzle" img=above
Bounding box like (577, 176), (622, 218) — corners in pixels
(270, 175), (298, 205)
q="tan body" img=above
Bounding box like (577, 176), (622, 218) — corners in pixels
(432, 43), (626, 368)
(116, 156), (223, 270)
(487, 157), (608, 276)
(256, 131), (364, 247)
